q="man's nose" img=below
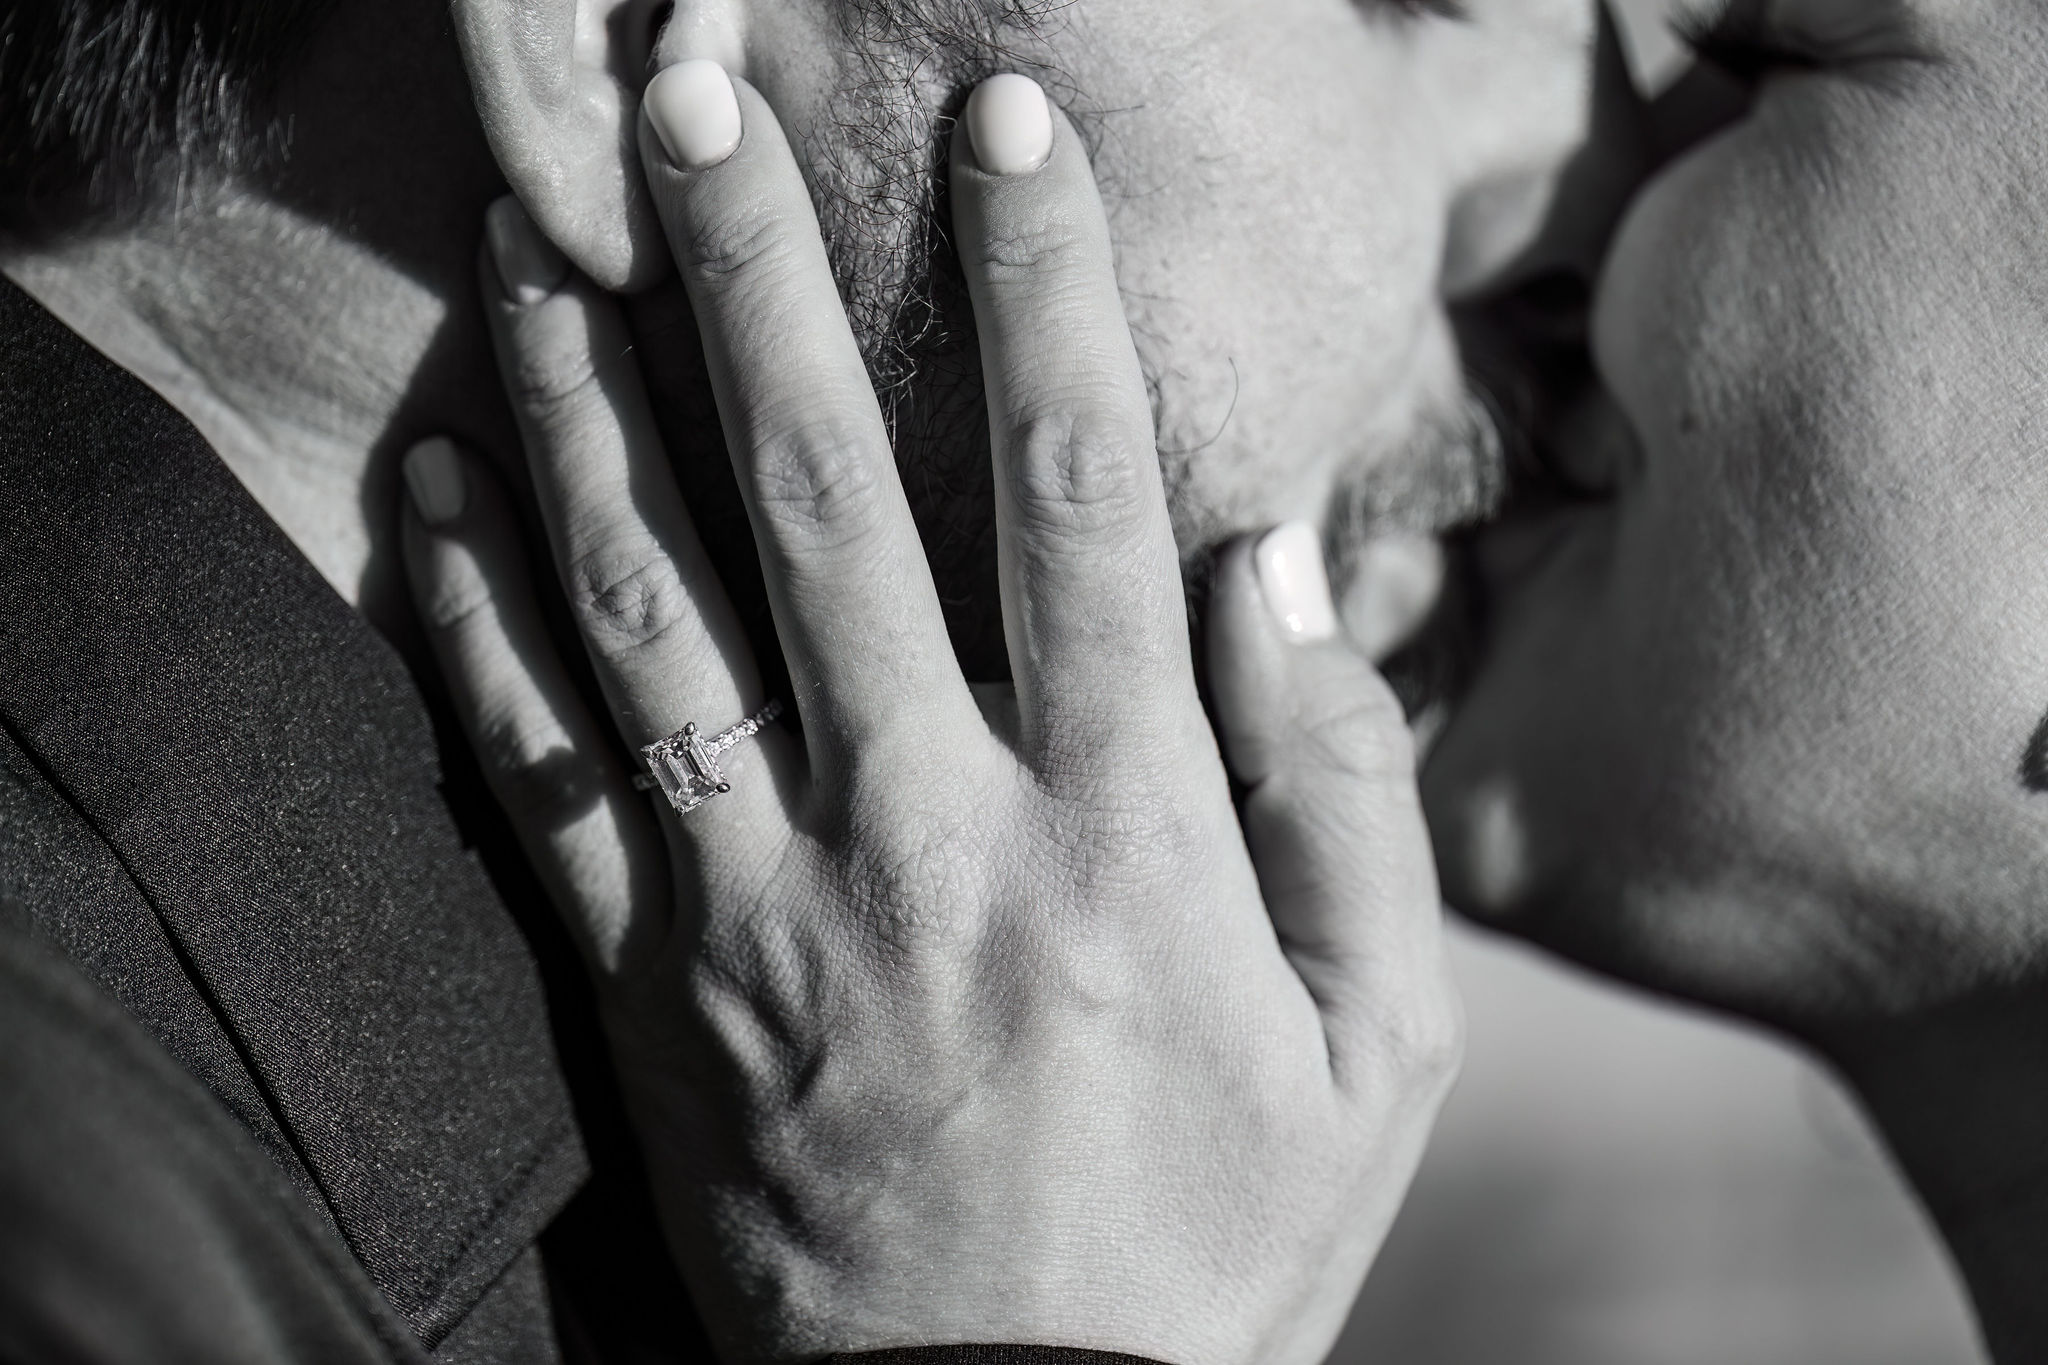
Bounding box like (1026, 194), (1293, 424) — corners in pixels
(1441, 3), (1650, 302)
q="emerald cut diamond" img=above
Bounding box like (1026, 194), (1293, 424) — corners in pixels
(638, 701), (780, 817)
(648, 723), (731, 813)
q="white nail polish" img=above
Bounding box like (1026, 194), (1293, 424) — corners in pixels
(965, 72), (1052, 176)
(404, 437), (468, 526)
(645, 59), (743, 171)
(484, 196), (569, 306)
(1255, 522), (1338, 643)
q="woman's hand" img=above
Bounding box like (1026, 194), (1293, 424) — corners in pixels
(400, 65), (1455, 1365)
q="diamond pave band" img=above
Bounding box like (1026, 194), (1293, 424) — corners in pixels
(635, 699), (784, 815)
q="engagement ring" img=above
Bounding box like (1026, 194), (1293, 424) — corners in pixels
(634, 699), (784, 814)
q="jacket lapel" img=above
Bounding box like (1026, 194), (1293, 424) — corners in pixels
(0, 279), (588, 1345)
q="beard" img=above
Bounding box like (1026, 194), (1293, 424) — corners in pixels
(631, 0), (1511, 700)
(630, 0), (1061, 682)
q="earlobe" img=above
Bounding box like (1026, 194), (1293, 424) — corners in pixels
(650, 0), (749, 75)
(452, 0), (750, 292)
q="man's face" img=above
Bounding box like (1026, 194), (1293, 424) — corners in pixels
(905, 0), (1598, 583)
(1422, 1), (2048, 1043)
(457, 0), (1601, 665)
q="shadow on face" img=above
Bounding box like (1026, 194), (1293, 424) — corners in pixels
(453, 0), (1605, 677)
(1423, 0), (2048, 1045)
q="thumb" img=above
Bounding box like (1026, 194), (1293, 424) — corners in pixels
(1207, 523), (1460, 1091)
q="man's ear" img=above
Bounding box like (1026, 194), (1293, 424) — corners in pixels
(452, 0), (750, 291)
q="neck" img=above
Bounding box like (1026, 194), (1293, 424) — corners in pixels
(0, 3), (517, 640)
(1830, 992), (2048, 1363)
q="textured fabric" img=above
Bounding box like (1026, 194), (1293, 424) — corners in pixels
(0, 278), (1177, 1365)
(0, 910), (430, 1365)
(0, 278), (587, 1348)
(0, 719), (334, 1225)
(431, 1249), (561, 1365)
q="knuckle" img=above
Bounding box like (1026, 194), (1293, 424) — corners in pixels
(1032, 705), (1132, 776)
(1028, 708), (1121, 789)
(870, 842), (977, 959)
(563, 540), (694, 651)
(978, 216), (1096, 282)
(500, 316), (629, 421)
(1006, 410), (1149, 546)
(814, 757), (1006, 958)
(1044, 783), (1212, 905)
(1031, 702), (1207, 823)
(750, 417), (890, 546)
(1302, 676), (1415, 784)
(843, 820), (981, 959)
(677, 201), (790, 284)
(481, 723), (607, 829)
(1345, 941), (1465, 1100)
(416, 566), (499, 637)
(503, 345), (603, 418)
(1387, 978), (1465, 1094)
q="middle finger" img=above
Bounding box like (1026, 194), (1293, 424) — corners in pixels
(949, 76), (1203, 764)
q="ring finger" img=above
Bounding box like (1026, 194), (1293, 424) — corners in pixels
(480, 196), (789, 829)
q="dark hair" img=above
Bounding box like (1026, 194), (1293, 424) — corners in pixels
(0, 0), (331, 234)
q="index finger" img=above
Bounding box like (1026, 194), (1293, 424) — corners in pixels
(948, 76), (1201, 764)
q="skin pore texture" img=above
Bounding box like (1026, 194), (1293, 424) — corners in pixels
(13, 0), (2048, 1356)
(5, 0), (1603, 667)
(19, 1), (2048, 1357)
(0, 1), (1590, 1353)
(0, 3), (521, 644)
(620, 0), (1601, 675)
(1419, 2), (2048, 1357)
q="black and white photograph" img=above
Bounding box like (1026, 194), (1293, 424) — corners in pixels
(0, 1), (2031, 1361)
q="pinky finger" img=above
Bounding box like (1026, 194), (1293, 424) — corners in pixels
(400, 436), (674, 980)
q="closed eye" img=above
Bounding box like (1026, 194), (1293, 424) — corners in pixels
(1674, 0), (1822, 85)
(1359, 0), (1467, 21)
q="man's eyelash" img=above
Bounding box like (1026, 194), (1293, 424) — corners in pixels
(1362, 0), (1467, 21)
(1673, 1), (1819, 83)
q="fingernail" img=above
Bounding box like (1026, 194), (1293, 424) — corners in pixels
(645, 59), (743, 171)
(965, 73), (1052, 176)
(1255, 522), (1338, 643)
(484, 196), (569, 306)
(404, 437), (468, 526)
